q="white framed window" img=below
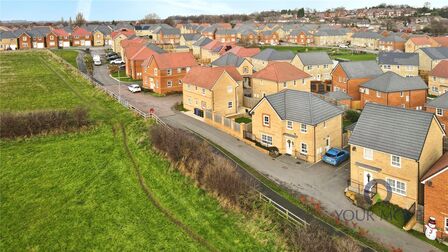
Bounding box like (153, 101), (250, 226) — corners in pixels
(376, 91), (381, 98)
(227, 101), (233, 109)
(263, 115), (270, 126)
(188, 98), (192, 104)
(300, 142), (308, 154)
(323, 64), (328, 69)
(227, 85), (232, 93)
(167, 69), (172, 76)
(445, 217), (448, 233)
(300, 123), (307, 133)
(186, 67), (191, 72)
(178, 79), (182, 85)
(386, 178), (406, 196)
(400, 91), (404, 97)
(167, 80), (173, 87)
(365, 88), (369, 95)
(261, 134), (273, 146)
(436, 108), (443, 116)
(287, 120), (293, 130)
(202, 88), (206, 95)
(243, 66), (249, 74)
(154, 68), (158, 76)
(391, 155), (401, 168)
(177, 68), (182, 73)
(363, 148), (373, 160)
(283, 82), (287, 88)
(323, 121), (327, 128)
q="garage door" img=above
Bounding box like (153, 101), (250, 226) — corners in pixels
(37, 43), (44, 48)
(85, 41), (91, 46)
(63, 41), (70, 47)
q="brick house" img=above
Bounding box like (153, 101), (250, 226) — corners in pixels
(128, 43), (166, 80)
(428, 60), (448, 96)
(249, 89), (344, 163)
(331, 61), (383, 109)
(290, 52), (334, 93)
(45, 30), (58, 48)
(211, 52), (254, 87)
(360, 72), (427, 109)
(28, 28), (49, 48)
(259, 30), (279, 45)
(251, 62), (311, 99)
(351, 32), (382, 50)
(111, 28), (135, 53)
(426, 92), (448, 132)
(18, 32), (32, 49)
(287, 29), (313, 45)
(348, 103), (445, 210)
(0, 31), (18, 50)
(250, 48), (295, 71)
(421, 153), (448, 239)
(182, 66), (243, 116)
(52, 28), (70, 48)
(215, 29), (237, 43)
(122, 39), (148, 76)
(71, 27), (92, 47)
(141, 52), (197, 94)
(378, 35), (406, 52)
(405, 36), (437, 53)
(378, 52), (419, 77)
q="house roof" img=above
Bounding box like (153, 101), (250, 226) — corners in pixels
(0, 31), (18, 39)
(252, 62), (310, 82)
(314, 29), (346, 36)
(215, 29), (237, 35)
(421, 153), (448, 183)
(253, 90), (343, 126)
(296, 52), (333, 66)
(426, 92), (448, 109)
(192, 36), (213, 47)
(428, 60), (448, 78)
(224, 46), (260, 57)
(419, 47), (448, 60)
(181, 66), (242, 90)
(72, 27), (91, 36)
(181, 33), (202, 41)
(431, 36), (448, 47)
(52, 28), (70, 37)
(324, 91), (352, 101)
(142, 52), (197, 69)
(352, 32), (382, 39)
(378, 52), (419, 66)
(252, 48), (295, 61)
(361, 72), (427, 92)
(379, 35), (406, 42)
(349, 103), (436, 160)
(408, 36), (433, 45)
(130, 43), (165, 60)
(211, 53), (246, 67)
(338, 61), (383, 79)
(111, 29), (135, 39)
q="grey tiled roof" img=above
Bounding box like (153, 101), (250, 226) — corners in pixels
(256, 89), (343, 126)
(427, 92), (448, 109)
(324, 91), (352, 100)
(193, 37), (213, 47)
(296, 52), (333, 66)
(181, 33), (202, 41)
(252, 48), (294, 61)
(338, 61), (382, 79)
(352, 32), (382, 39)
(349, 103), (435, 160)
(314, 29), (346, 36)
(419, 47), (448, 60)
(361, 72), (427, 92)
(379, 35), (405, 42)
(211, 53), (245, 67)
(0, 31), (18, 39)
(145, 43), (166, 54)
(378, 52), (419, 66)
(215, 29), (236, 35)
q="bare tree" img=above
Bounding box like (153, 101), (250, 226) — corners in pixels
(142, 13), (160, 24)
(74, 12), (86, 27)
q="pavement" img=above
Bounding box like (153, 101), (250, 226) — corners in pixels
(88, 47), (440, 252)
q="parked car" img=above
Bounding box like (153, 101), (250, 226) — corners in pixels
(339, 44), (349, 48)
(322, 148), (349, 166)
(110, 59), (124, 64)
(94, 60), (102, 66)
(106, 52), (117, 57)
(92, 55), (100, 62)
(107, 55), (119, 60)
(128, 84), (141, 93)
(118, 65), (126, 70)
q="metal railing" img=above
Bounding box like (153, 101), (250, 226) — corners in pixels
(259, 193), (308, 227)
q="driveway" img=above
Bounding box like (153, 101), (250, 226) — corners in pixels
(162, 112), (440, 252)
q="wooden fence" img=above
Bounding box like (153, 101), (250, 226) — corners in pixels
(204, 110), (251, 140)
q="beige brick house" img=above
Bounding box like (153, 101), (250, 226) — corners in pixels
(182, 66), (243, 116)
(377, 52), (419, 77)
(348, 103), (445, 210)
(428, 60), (448, 96)
(249, 89), (344, 163)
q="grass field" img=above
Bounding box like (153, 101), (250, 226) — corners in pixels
(259, 45), (377, 61)
(51, 49), (79, 67)
(0, 51), (286, 251)
(111, 70), (140, 83)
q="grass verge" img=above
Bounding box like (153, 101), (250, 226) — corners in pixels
(51, 49), (79, 68)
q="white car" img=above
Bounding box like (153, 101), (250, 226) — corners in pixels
(110, 59), (124, 64)
(92, 54), (100, 62)
(128, 84), (141, 93)
(94, 60), (101, 66)
(339, 44), (348, 48)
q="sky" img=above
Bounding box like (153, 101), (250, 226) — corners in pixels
(0, 0), (446, 21)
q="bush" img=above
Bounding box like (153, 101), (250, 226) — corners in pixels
(0, 107), (89, 138)
(108, 64), (119, 74)
(369, 201), (412, 228)
(84, 54), (93, 75)
(345, 110), (360, 123)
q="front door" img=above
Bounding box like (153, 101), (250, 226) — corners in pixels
(325, 137), (331, 152)
(149, 78), (155, 89)
(363, 171), (373, 192)
(285, 139), (293, 155)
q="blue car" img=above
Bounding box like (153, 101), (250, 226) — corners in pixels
(322, 148), (349, 166)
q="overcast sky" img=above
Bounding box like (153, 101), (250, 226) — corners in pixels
(1, 0), (446, 21)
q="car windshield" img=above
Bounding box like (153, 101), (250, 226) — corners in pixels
(326, 152), (337, 157)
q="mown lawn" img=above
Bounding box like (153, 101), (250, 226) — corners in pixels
(51, 49), (79, 68)
(0, 51), (286, 251)
(258, 45), (377, 61)
(111, 70), (140, 83)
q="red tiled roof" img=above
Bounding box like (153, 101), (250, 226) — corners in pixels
(72, 27), (91, 36)
(111, 29), (135, 39)
(409, 36), (433, 45)
(130, 46), (162, 61)
(421, 153), (448, 182)
(142, 52), (197, 69)
(224, 46), (260, 57)
(202, 40), (222, 50)
(429, 60), (448, 78)
(52, 28), (69, 36)
(182, 66), (242, 90)
(252, 62), (311, 82)
(431, 36), (448, 47)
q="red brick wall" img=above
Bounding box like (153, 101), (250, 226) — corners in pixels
(427, 106), (448, 133)
(361, 90), (427, 109)
(46, 33), (58, 48)
(142, 60), (187, 94)
(18, 34), (31, 49)
(130, 60), (144, 80)
(332, 65), (349, 92)
(423, 171), (448, 239)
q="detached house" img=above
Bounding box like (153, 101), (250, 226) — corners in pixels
(360, 72), (427, 110)
(141, 52), (197, 94)
(93, 25), (112, 46)
(128, 43), (165, 80)
(290, 52), (333, 93)
(405, 36), (436, 53)
(351, 32), (382, 50)
(250, 48), (295, 71)
(421, 153), (448, 239)
(191, 37), (213, 58)
(0, 31), (18, 50)
(428, 60), (448, 96)
(287, 29), (313, 45)
(378, 52), (419, 77)
(71, 27), (92, 47)
(348, 103), (444, 210)
(426, 92), (448, 132)
(378, 35), (406, 52)
(251, 62), (311, 99)
(182, 66), (243, 116)
(179, 33), (202, 48)
(215, 29), (237, 43)
(28, 28), (49, 48)
(249, 89), (344, 163)
(18, 32), (31, 49)
(416, 47), (448, 75)
(331, 61), (383, 109)
(259, 30), (279, 45)
(52, 28), (71, 48)
(111, 28), (135, 53)
(211, 53), (253, 86)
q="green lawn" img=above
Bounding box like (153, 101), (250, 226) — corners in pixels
(369, 201), (412, 228)
(259, 45), (377, 61)
(0, 51), (286, 251)
(235, 117), (252, 124)
(111, 70), (139, 83)
(51, 49), (79, 68)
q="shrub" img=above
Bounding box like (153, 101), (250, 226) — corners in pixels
(108, 64), (119, 74)
(0, 107), (89, 138)
(84, 54), (93, 75)
(334, 237), (363, 252)
(345, 110), (360, 123)
(369, 201), (412, 228)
